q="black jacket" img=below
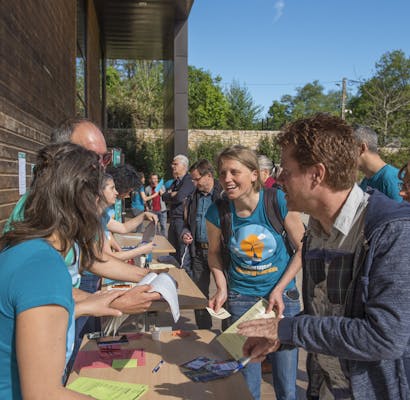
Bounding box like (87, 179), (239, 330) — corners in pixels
(182, 180), (223, 257)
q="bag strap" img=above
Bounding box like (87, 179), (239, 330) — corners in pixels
(215, 196), (232, 269)
(263, 187), (284, 235)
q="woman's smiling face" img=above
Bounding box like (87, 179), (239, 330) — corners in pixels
(218, 157), (258, 201)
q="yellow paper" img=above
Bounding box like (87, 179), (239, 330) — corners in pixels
(149, 263), (176, 269)
(112, 358), (138, 368)
(217, 298), (275, 360)
(68, 377), (148, 400)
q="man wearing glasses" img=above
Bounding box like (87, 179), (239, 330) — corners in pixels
(181, 159), (223, 329)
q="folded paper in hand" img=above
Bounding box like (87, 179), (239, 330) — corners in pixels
(206, 306), (231, 320)
(217, 298), (275, 360)
(138, 272), (180, 323)
(104, 272), (180, 336)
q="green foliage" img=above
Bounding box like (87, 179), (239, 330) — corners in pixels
(267, 100), (291, 129)
(225, 80), (262, 129)
(188, 66), (229, 129)
(348, 50), (410, 146)
(257, 134), (281, 163)
(267, 81), (341, 128)
(134, 137), (167, 178)
(380, 148), (410, 169)
(188, 138), (232, 172)
(106, 60), (164, 129)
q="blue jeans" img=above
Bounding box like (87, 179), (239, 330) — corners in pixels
(153, 210), (167, 237)
(228, 289), (300, 400)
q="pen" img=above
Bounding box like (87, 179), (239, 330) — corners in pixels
(152, 359), (165, 373)
(233, 356), (251, 373)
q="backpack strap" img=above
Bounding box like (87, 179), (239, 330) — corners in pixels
(263, 187), (297, 256)
(263, 187), (285, 234)
(215, 196), (232, 270)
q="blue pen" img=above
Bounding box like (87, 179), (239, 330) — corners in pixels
(152, 359), (165, 373)
(233, 356), (251, 373)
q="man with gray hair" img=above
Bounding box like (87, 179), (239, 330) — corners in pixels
(354, 125), (402, 202)
(162, 154), (195, 268)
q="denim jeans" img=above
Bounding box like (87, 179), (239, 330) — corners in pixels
(228, 289), (300, 400)
(153, 210), (167, 237)
(191, 247), (212, 329)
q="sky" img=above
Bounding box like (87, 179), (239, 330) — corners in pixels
(188, 0), (410, 116)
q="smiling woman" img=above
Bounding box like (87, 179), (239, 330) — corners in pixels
(205, 145), (305, 400)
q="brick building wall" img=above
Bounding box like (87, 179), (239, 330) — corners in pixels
(0, 0), (104, 231)
(0, 0), (76, 230)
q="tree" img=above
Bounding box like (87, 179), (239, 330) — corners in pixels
(225, 80), (262, 129)
(349, 50), (410, 146)
(106, 60), (164, 129)
(266, 80), (342, 127)
(257, 134), (281, 163)
(188, 66), (229, 129)
(267, 100), (291, 130)
(188, 138), (231, 173)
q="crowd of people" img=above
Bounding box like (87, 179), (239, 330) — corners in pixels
(1, 113), (410, 399)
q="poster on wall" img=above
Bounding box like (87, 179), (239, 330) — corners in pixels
(18, 152), (26, 195)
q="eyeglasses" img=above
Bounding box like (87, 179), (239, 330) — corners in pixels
(191, 175), (205, 183)
(398, 182), (410, 191)
(99, 152), (112, 167)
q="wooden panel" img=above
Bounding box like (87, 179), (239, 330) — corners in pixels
(0, 204), (15, 222)
(0, 189), (20, 205)
(0, 0), (76, 215)
(87, 0), (102, 126)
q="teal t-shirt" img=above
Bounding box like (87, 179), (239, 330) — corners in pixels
(4, 194), (82, 288)
(360, 164), (402, 202)
(131, 187), (145, 211)
(206, 189), (295, 297)
(0, 239), (75, 400)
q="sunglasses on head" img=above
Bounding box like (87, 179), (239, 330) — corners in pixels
(99, 152), (112, 167)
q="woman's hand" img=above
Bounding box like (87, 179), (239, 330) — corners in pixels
(110, 285), (161, 314)
(75, 290), (125, 318)
(208, 287), (227, 313)
(267, 287), (285, 316)
(144, 211), (158, 224)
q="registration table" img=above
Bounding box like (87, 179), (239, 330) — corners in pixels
(67, 330), (253, 399)
(149, 267), (208, 312)
(114, 233), (176, 255)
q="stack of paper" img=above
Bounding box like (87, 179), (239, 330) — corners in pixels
(68, 377), (148, 399)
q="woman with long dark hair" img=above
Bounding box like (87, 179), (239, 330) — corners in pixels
(0, 142), (113, 399)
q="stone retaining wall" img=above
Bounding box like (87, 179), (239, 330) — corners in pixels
(111, 128), (281, 150)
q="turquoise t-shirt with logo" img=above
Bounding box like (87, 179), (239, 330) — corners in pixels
(0, 239), (75, 400)
(206, 189), (295, 297)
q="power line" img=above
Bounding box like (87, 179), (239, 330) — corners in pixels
(220, 78), (365, 88)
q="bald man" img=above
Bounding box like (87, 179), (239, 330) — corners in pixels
(5, 118), (160, 314)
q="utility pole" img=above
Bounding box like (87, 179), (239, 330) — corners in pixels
(341, 77), (347, 120)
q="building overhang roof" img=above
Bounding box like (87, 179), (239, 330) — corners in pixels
(94, 0), (193, 60)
